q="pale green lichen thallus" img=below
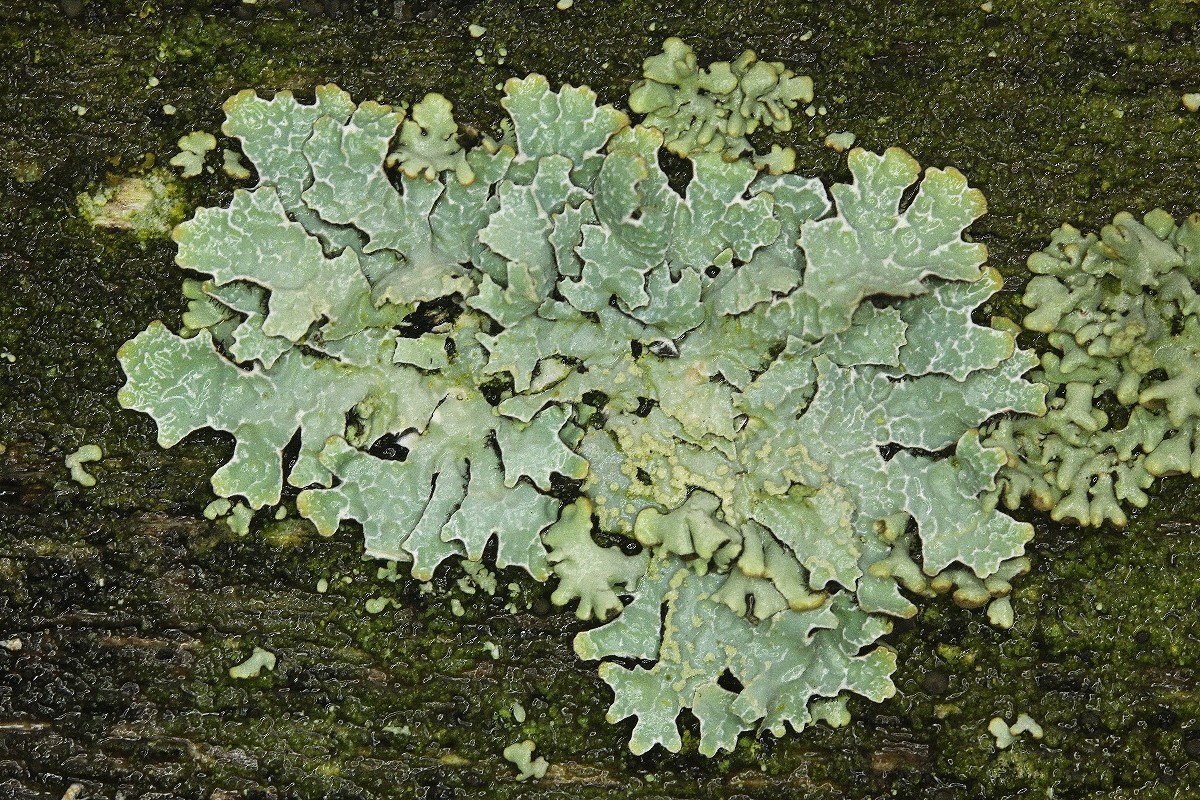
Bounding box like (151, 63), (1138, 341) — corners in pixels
(118, 40), (1094, 757)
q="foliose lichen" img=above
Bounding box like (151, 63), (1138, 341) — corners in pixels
(118, 43), (1048, 756)
(986, 209), (1200, 527)
(629, 37), (814, 173)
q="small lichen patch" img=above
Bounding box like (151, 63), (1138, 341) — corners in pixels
(459, 560), (498, 595)
(986, 596), (1014, 629)
(203, 498), (232, 519)
(229, 646), (277, 679)
(824, 131), (856, 152)
(1183, 93), (1200, 113)
(65, 444), (102, 487)
(503, 740), (549, 781)
(989, 712), (1044, 749)
(1011, 712), (1044, 739)
(364, 596), (392, 614)
(988, 716), (1015, 749)
(170, 130), (218, 178)
(629, 38), (814, 163)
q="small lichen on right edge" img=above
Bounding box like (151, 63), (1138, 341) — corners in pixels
(986, 209), (1200, 527)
